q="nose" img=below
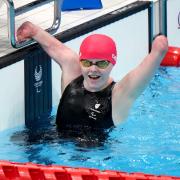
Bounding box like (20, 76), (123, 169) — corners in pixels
(89, 64), (99, 71)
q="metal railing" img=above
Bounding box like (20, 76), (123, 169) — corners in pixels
(2, 0), (63, 48)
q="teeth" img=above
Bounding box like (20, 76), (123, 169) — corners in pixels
(88, 75), (100, 79)
(90, 75), (98, 77)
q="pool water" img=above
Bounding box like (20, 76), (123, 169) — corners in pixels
(0, 67), (179, 177)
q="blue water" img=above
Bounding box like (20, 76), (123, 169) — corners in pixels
(0, 67), (179, 177)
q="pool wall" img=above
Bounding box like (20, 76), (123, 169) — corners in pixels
(0, 0), (179, 131)
(167, 0), (180, 47)
(0, 61), (24, 130)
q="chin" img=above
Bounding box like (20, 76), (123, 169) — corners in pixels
(88, 81), (104, 92)
(84, 76), (108, 91)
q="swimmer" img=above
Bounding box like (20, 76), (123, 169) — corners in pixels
(17, 21), (168, 130)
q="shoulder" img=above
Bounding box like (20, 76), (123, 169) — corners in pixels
(63, 75), (83, 92)
(70, 75), (84, 86)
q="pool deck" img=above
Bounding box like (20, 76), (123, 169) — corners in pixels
(0, 0), (152, 58)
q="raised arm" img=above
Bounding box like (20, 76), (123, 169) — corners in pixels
(17, 21), (81, 91)
(112, 35), (168, 125)
(123, 35), (168, 98)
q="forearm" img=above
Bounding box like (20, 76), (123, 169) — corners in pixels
(31, 24), (69, 63)
(125, 35), (168, 99)
(17, 21), (77, 65)
(33, 26), (58, 50)
(129, 53), (164, 97)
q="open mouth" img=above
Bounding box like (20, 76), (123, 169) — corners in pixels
(88, 75), (100, 80)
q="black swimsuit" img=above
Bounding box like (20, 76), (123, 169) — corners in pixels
(56, 76), (115, 131)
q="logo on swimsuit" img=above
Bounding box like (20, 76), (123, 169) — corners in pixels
(95, 103), (100, 109)
(34, 65), (43, 93)
(89, 103), (101, 120)
(178, 12), (180, 29)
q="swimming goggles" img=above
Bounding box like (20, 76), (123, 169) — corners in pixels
(80, 60), (110, 69)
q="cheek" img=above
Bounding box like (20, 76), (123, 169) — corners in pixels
(102, 71), (111, 79)
(102, 67), (113, 76)
(80, 67), (88, 75)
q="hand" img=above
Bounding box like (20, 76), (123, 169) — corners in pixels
(16, 21), (37, 42)
(151, 35), (168, 56)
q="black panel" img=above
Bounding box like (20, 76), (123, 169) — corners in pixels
(148, 2), (153, 52)
(24, 48), (52, 127)
(164, 0), (167, 36)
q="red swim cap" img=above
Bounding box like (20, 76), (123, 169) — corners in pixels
(79, 34), (117, 65)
